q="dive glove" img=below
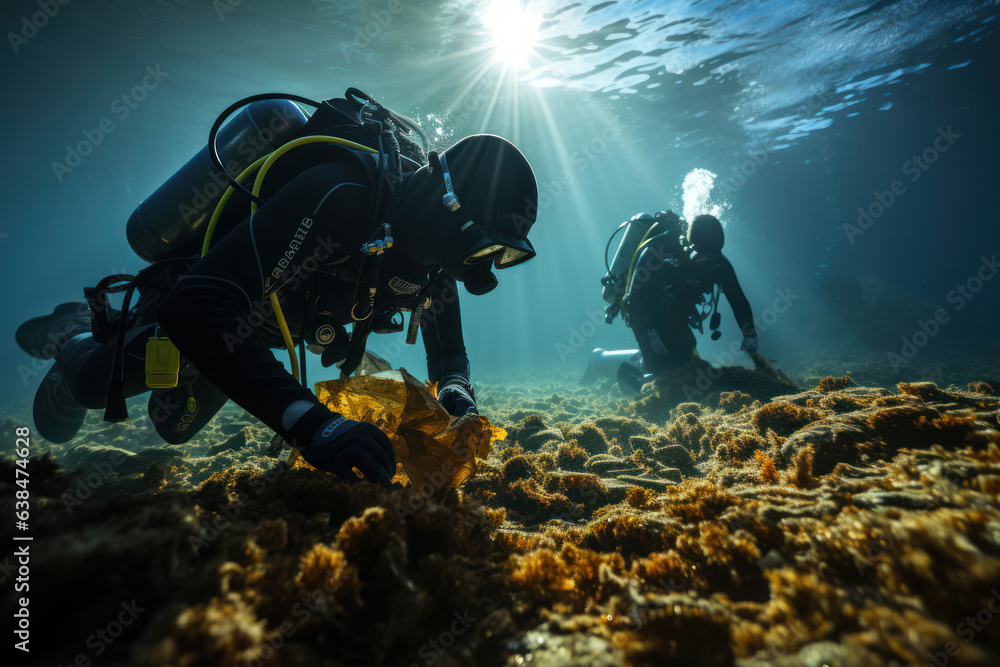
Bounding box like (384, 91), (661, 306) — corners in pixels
(300, 415), (395, 486)
(437, 375), (479, 416)
(740, 331), (759, 354)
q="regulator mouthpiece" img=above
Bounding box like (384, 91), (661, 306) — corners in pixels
(463, 263), (499, 295)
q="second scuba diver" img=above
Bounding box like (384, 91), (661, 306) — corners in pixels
(584, 210), (757, 394)
(16, 89), (539, 486)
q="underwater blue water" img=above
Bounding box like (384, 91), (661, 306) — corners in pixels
(0, 0), (998, 406)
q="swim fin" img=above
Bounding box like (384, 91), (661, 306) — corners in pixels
(33, 366), (87, 444)
(16, 302), (91, 360)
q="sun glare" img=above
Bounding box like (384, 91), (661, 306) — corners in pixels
(482, 1), (540, 68)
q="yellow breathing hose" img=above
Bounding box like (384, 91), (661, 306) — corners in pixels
(203, 136), (380, 465)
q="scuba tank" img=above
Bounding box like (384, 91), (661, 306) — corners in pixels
(602, 212), (655, 313)
(126, 89), (428, 264)
(98, 88), (429, 423)
(126, 100), (309, 263)
(601, 210), (687, 324)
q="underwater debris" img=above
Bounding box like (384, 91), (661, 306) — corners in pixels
(314, 369), (505, 490)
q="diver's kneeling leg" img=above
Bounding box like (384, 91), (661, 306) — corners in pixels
(580, 348), (641, 384)
(148, 373), (229, 444)
(33, 364), (88, 444)
(56, 325), (156, 409)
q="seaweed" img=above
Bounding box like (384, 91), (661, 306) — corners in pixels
(566, 422), (610, 455)
(815, 374), (854, 392)
(11, 365), (1000, 667)
(751, 401), (823, 436)
(719, 390), (755, 412)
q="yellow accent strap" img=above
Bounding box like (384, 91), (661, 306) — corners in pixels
(620, 226), (660, 326)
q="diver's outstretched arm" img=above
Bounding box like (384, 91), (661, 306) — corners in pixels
(717, 256), (756, 336)
(419, 275), (477, 415)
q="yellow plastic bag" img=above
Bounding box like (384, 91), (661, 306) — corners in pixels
(313, 368), (506, 491)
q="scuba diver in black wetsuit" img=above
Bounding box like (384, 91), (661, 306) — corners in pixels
(16, 89), (538, 486)
(582, 211), (757, 394)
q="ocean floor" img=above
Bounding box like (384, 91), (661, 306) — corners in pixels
(2, 353), (1000, 667)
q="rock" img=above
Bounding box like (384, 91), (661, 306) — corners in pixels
(616, 475), (676, 489)
(651, 444), (694, 469)
(506, 625), (622, 666)
(584, 455), (626, 474)
(523, 428), (565, 450)
(569, 423), (609, 454)
(761, 500), (838, 521)
(60, 444), (182, 476)
(852, 490), (938, 510)
(797, 640), (888, 667)
(629, 435), (653, 454)
(219, 420), (244, 435)
(780, 423), (872, 475)
(61, 444), (134, 473)
(654, 467), (682, 483)
(756, 549), (787, 571)
(594, 416), (652, 444)
(207, 427), (252, 456)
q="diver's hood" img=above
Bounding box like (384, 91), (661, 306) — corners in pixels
(396, 134), (538, 294)
(688, 214), (725, 253)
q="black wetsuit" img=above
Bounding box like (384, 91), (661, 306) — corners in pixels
(55, 146), (468, 444)
(627, 246), (754, 375)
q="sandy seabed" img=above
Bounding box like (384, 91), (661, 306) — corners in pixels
(2, 352), (1000, 667)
